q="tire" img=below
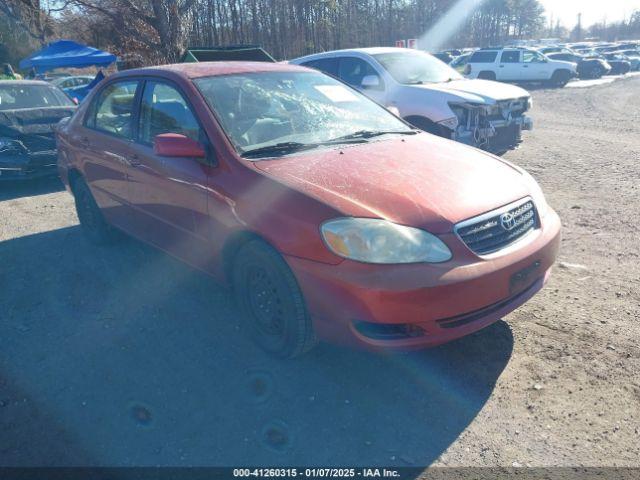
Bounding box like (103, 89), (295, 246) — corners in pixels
(548, 69), (571, 87)
(585, 65), (603, 79)
(72, 177), (120, 245)
(232, 239), (317, 358)
(477, 71), (496, 81)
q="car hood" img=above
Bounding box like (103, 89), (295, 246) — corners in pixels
(549, 59), (578, 70)
(0, 106), (75, 154)
(0, 106), (76, 137)
(412, 79), (530, 104)
(253, 133), (531, 233)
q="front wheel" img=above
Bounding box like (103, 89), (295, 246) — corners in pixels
(589, 65), (604, 79)
(72, 177), (120, 245)
(548, 70), (571, 87)
(232, 239), (317, 358)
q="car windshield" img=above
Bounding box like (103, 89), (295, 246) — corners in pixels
(372, 50), (462, 84)
(194, 71), (412, 157)
(0, 84), (74, 111)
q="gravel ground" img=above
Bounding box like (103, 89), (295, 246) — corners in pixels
(0, 75), (639, 468)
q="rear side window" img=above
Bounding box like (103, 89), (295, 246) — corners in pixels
(301, 58), (339, 77)
(138, 81), (201, 144)
(87, 80), (139, 139)
(469, 51), (498, 63)
(500, 51), (521, 63)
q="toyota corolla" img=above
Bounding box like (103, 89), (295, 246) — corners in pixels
(56, 62), (561, 358)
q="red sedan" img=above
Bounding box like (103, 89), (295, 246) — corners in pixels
(56, 62), (561, 357)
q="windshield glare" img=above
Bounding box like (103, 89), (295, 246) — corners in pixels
(0, 85), (74, 111)
(194, 71), (411, 155)
(373, 50), (463, 84)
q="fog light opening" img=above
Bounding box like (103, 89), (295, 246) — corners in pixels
(354, 321), (426, 340)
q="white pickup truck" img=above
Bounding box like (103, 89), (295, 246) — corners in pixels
(291, 47), (533, 154)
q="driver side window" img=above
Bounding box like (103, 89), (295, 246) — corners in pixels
(338, 57), (383, 90)
(523, 51), (544, 63)
(138, 81), (202, 145)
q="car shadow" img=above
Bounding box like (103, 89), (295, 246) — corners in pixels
(0, 176), (65, 201)
(0, 226), (514, 467)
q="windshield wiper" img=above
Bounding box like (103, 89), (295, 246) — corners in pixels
(241, 141), (320, 158)
(326, 129), (419, 143)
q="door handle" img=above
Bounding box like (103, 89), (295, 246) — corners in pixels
(499, 65), (505, 68)
(80, 136), (90, 147)
(523, 65), (529, 68)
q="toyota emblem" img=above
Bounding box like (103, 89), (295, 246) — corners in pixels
(500, 212), (517, 231)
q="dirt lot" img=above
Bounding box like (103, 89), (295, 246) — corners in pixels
(1, 75), (639, 468)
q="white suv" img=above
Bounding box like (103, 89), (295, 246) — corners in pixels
(291, 47), (533, 154)
(465, 48), (577, 87)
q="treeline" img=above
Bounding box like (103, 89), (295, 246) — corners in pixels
(7, 0), (640, 68)
(186, 0), (546, 59)
(587, 11), (640, 42)
(2, 0), (547, 66)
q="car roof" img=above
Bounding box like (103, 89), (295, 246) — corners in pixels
(293, 47), (422, 62)
(111, 61), (308, 81)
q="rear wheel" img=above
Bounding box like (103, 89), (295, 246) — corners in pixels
(548, 69), (571, 87)
(232, 239), (317, 358)
(72, 177), (120, 245)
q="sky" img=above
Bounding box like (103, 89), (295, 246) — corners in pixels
(539, 0), (640, 28)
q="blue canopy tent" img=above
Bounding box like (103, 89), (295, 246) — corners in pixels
(19, 40), (117, 73)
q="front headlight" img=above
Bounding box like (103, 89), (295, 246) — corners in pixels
(0, 138), (20, 156)
(321, 218), (452, 264)
(0, 138), (16, 150)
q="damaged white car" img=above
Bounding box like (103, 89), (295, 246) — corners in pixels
(291, 47), (533, 154)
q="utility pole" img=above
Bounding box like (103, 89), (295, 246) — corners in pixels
(576, 12), (582, 41)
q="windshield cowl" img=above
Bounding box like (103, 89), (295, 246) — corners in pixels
(241, 130), (418, 160)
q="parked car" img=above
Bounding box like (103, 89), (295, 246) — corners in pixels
(537, 46), (571, 56)
(0, 80), (76, 180)
(545, 52), (611, 79)
(63, 71), (106, 103)
(432, 52), (455, 64)
(290, 48), (533, 154)
(602, 54), (632, 75)
(51, 75), (95, 90)
(450, 52), (472, 73)
(56, 62), (561, 357)
(612, 50), (640, 70)
(465, 47), (577, 87)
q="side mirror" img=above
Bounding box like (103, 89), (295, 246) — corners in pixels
(154, 133), (205, 158)
(361, 75), (381, 89)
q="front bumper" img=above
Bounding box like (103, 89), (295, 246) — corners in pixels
(0, 151), (58, 181)
(454, 114), (533, 153)
(286, 207), (561, 351)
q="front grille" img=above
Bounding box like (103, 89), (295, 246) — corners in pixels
(456, 198), (538, 255)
